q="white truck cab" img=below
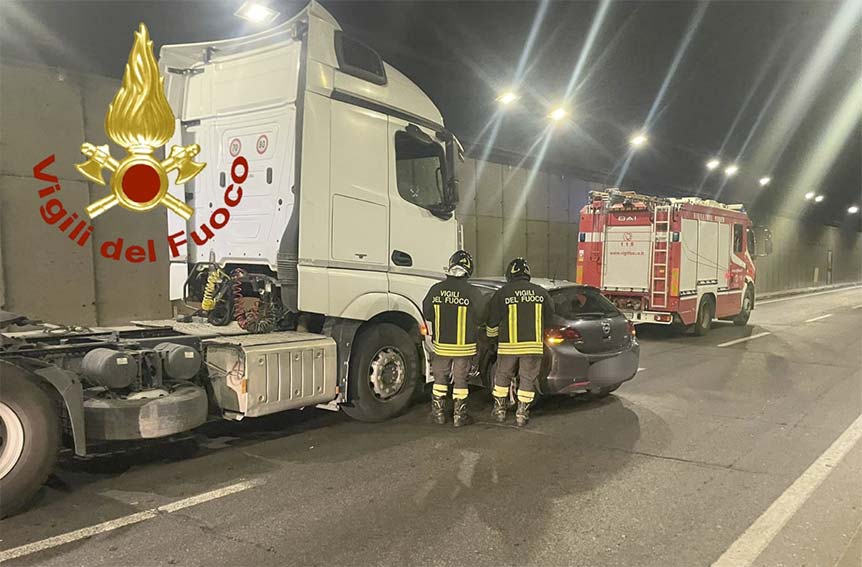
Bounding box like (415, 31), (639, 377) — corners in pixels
(160, 1), (461, 419)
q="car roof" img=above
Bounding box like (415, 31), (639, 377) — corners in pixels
(470, 277), (596, 292)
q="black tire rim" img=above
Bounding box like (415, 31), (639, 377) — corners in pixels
(368, 347), (407, 400)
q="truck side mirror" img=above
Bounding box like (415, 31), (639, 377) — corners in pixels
(752, 226), (773, 257)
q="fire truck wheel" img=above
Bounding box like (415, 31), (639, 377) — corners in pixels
(0, 366), (60, 519)
(694, 296), (714, 336)
(342, 323), (420, 423)
(733, 287), (754, 326)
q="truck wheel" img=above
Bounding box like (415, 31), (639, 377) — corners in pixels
(0, 369), (60, 519)
(733, 287), (754, 326)
(694, 296), (714, 336)
(342, 323), (420, 422)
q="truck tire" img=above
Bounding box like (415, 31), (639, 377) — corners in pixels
(694, 296), (714, 336)
(84, 385), (208, 441)
(0, 368), (60, 519)
(733, 287), (754, 326)
(342, 323), (420, 422)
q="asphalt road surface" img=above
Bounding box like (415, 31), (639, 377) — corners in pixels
(2, 286), (861, 567)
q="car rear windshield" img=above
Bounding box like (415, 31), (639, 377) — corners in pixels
(551, 287), (620, 319)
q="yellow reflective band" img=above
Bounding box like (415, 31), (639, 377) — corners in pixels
(535, 303), (542, 344)
(493, 385), (509, 397)
(517, 389), (535, 403)
(434, 304), (440, 341)
(457, 305), (466, 345)
(508, 304), (518, 343)
(486, 326), (499, 337)
(433, 342), (477, 357)
(498, 343), (544, 356)
(452, 388), (469, 400)
(432, 384), (449, 393)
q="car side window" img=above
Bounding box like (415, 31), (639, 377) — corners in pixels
(733, 224), (743, 253)
(552, 288), (618, 319)
(395, 131), (445, 210)
(746, 227), (755, 254)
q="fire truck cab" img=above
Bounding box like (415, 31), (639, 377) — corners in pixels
(576, 189), (772, 335)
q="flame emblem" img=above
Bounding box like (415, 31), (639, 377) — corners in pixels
(75, 23), (205, 219)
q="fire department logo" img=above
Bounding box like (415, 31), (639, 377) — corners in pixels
(75, 23), (205, 220)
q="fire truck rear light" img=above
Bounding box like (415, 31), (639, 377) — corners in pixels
(419, 321), (429, 336)
(654, 314), (672, 323)
(627, 320), (636, 337)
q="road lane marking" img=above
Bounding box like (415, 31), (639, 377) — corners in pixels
(717, 332), (772, 348)
(711, 412), (862, 567)
(805, 313), (833, 323)
(852, 304), (862, 310)
(758, 285), (861, 305)
(637, 367), (646, 372)
(0, 479), (262, 562)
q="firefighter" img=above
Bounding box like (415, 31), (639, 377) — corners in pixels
(486, 257), (553, 427)
(422, 250), (484, 427)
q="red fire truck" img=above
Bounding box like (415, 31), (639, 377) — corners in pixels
(576, 189), (772, 335)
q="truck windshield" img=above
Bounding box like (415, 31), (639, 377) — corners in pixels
(395, 131), (451, 213)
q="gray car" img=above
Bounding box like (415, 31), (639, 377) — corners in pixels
(472, 279), (640, 398)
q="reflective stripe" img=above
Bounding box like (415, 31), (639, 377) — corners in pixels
(486, 326), (499, 337)
(498, 343), (544, 356)
(517, 389), (535, 403)
(534, 303), (542, 343)
(508, 304), (518, 343)
(452, 387), (469, 400)
(432, 342), (477, 357)
(433, 304), (440, 341)
(457, 305), (466, 345)
(432, 384), (448, 396)
(493, 385), (509, 398)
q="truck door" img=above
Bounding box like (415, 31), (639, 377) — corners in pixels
(387, 118), (457, 307)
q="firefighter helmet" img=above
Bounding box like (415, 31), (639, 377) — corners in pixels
(446, 250), (474, 278)
(506, 257), (531, 281)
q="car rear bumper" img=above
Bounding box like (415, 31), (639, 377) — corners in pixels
(540, 340), (640, 395)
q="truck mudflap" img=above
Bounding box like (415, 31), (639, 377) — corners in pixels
(84, 385), (208, 441)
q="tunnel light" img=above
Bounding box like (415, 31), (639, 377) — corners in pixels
(724, 164), (739, 177)
(804, 191), (815, 200)
(548, 107), (568, 122)
(629, 133), (648, 148)
(706, 158), (721, 170)
(234, 1), (279, 24)
(496, 91), (519, 106)
(759, 176), (771, 187)
(814, 194), (824, 203)
(848, 205), (859, 214)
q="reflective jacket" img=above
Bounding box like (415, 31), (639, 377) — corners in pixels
(486, 278), (553, 356)
(422, 276), (485, 357)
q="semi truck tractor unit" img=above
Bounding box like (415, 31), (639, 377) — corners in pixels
(576, 189), (772, 335)
(0, 1), (462, 518)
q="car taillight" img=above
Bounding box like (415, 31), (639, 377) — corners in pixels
(545, 326), (583, 345)
(627, 320), (637, 337)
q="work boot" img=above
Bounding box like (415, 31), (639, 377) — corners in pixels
(515, 401), (532, 427)
(453, 398), (474, 428)
(430, 396), (447, 425)
(492, 396), (508, 423)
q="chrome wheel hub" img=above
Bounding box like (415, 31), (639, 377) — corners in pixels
(368, 348), (406, 400)
(0, 401), (25, 480)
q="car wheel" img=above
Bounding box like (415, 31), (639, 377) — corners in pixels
(694, 296), (714, 336)
(733, 287), (754, 326)
(0, 366), (60, 519)
(341, 323), (420, 423)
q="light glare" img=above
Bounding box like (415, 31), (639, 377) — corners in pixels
(235, 2), (279, 24)
(804, 191), (815, 200)
(706, 158), (720, 170)
(848, 205), (859, 214)
(629, 133), (648, 147)
(549, 107), (567, 122)
(724, 164), (739, 176)
(814, 194), (824, 203)
(497, 91), (518, 105)
(759, 176), (772, 186)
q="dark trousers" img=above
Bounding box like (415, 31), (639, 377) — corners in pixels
(493, 354), (542, 403)
(431, 355), (471, 400)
